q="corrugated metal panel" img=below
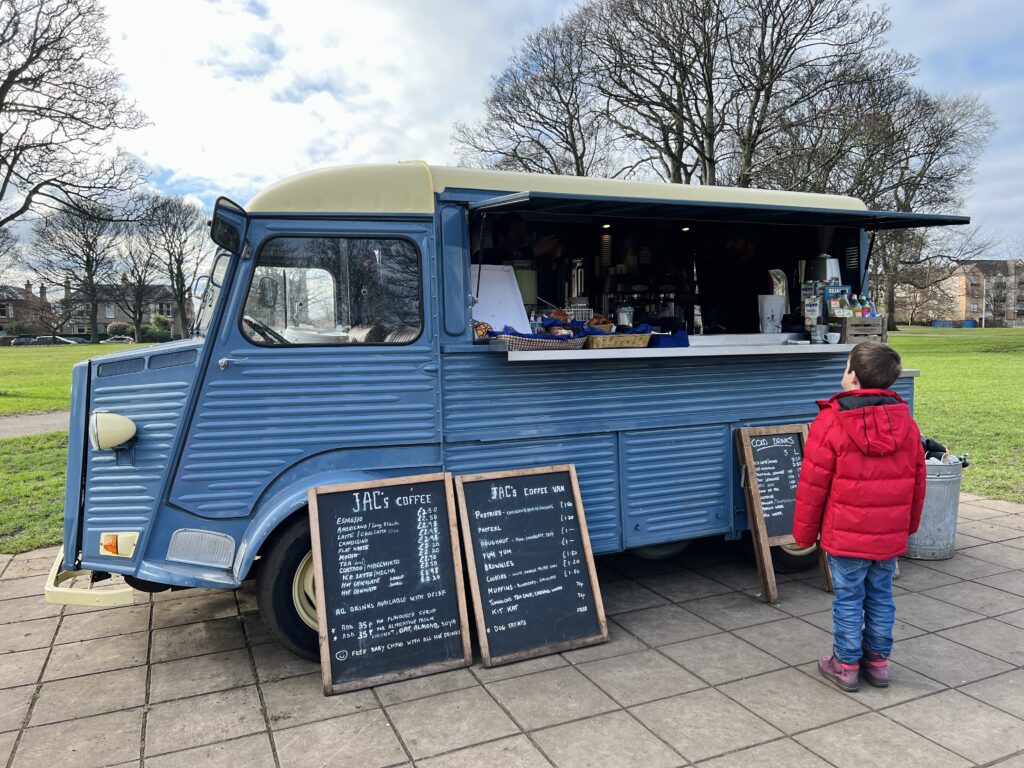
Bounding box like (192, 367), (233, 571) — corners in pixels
(621, 425), (730, 547)
(170, 349), (441, 518)
(442, 353), (850, 442)
(443, 434), (621, 553)
(81, 366), (195, 569)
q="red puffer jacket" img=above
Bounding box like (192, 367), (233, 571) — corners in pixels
(793, 389), (926, 559)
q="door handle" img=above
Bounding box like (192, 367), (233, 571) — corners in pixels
(218, 357), (248, 370)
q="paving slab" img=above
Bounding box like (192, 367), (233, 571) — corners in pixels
(0, 732), (16, 767)
(0, 684), (34, 732)
(794, 660), (946, 709)
(770, 579), (837, 616)
(486, 665), (618, 731)
(960, 670), (1024, 720)
(0, 647), (47, 689)
(151, 592), (239, 630)
(274, 709), (407, 768)
(559, 619), (645, 665)
(150, 617), (246, 663)
(886, 689), (1024, 765)
(967, 498), (1024, 515)
(910, 552), (1010, 580)
(55, 603), (151, 645)
(386, 686), (517, 759)
(471, 651), (567, 683)
(416, 735), (551, 768)
(977, 569), (1024, 596)
(630, 687), (781, 763)
(31, 666), (147, 726)
(956, 520), (1024, 543)
(612, 603), (718, 646)
(733, 616), (835, 666)
(144, 685), (266, 757)
(251, 641), (321, 683)
(0, 594), (62, 624)
(0, 616), (58, 654)
(375, 667), (478, 706)
(0, 576), (48, 601)
(697, 737), (834, 768)
(921, 581), (1024, 616)
(660, 631), (787, 685)
(938, 618), (1024, 665)
(0, 556), (57, 580)
(719, 667), (868, 733)
(532, 710), (683, 768)
(637, 569), (735, 602)
(145, 732), (277, 768)
(889, 560), (961, 591)
(263, 671), (377, 730)
(682, 591), (787, 630)
(892, 592), (986, 632)
(597, 579), (667, 614)
(149, 647), (256, 702)
(13, 707), (143, 768)
(576, 649), (705, 706)
(893, 633), (1013, 686)
(43, 631), (148, 681)
(794, 712), (970, 768)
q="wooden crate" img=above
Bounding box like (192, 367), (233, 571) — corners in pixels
(828, 316), (887, 343)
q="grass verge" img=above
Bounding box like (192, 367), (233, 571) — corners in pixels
(0, 344), (147, 415)
(0, 432), (67, 554)
(888, 327), (1024, 503)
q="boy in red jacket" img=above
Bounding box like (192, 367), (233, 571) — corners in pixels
(793, 341), (926, 691)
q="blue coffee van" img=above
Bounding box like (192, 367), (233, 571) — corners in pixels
(45, 162), (966, 658)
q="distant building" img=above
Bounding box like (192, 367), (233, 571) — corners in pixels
(65, 284), (193, 336)
(951, 259), (1024, 327)
(0, 282), (49, 336)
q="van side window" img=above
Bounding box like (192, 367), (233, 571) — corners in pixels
(241, 236), (422, 345)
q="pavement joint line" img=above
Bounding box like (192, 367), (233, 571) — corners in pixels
(235, 590), (281, 768)
(137, 599), (154, 768)
(370, 681), (417, 765)
(873, 696), (998, 766)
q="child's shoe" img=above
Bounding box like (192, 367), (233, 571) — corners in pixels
(860, 649), (889, 687)
(818, 654), (860, 692)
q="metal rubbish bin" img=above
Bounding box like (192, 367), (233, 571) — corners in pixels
(906, 462), (963, 560)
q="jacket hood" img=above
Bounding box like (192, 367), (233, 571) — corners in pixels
(818, 389), (912, 457)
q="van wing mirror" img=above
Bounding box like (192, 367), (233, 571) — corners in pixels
(193, 274), (210, 299)
(256, 276), (278, 307)
(210, 197), (247, 255)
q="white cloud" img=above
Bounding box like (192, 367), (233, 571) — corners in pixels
(103, 0), (574, 204)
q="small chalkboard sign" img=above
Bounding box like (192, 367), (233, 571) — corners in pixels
(735, 425), (833, 603)
(455, 465), (608, 667)
(307, 473), (472, 695)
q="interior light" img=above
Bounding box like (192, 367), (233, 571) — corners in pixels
(602, 224), (611, 229)
(681, 227), (691, 232)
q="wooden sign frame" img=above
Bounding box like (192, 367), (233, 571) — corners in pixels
(735, 425), (833, 604)
(307, 472), (473, 695)
(455, 464), (608, 667)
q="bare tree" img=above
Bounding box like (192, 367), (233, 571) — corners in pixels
(144, 196), (207, 338)
(26, 201), (118, 340)
(112, 217), (162, 342)
(28, 280), (80, 337)
(0, 0), (147, 228)
(452, 12), (625, 177)
(0, 226), (15, 284)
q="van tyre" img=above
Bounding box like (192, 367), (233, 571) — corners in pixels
(256, 513), (319, 660)
(771, 542), (820, 573)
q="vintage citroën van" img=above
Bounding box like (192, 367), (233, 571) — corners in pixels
(45, 162), (966, 658)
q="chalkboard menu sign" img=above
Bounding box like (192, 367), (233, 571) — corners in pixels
(735, 425), (832, 603)
(307, 473), (472, 695)
(455, 465), (607, 667)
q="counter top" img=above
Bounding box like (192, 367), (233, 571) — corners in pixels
(506, 343), (856, 361)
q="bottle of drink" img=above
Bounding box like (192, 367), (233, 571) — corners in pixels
(838, 290), (852, 317)
(850, 294), (863, 315)
(861, 295), (875, 317)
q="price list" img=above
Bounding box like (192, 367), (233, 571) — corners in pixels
(749, 435), (803, 539)
(308, 474), (471, 694)
(457, 466), (607, 666)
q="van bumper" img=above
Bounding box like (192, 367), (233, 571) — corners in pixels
(44, 548), (135, 607)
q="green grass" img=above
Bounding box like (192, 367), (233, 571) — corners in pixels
(0, 432), (68, 554)
(888, 327), (1024, 503)
(0, 344), (146, 415)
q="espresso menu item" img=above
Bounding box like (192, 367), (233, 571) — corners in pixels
(307, 473), (471, 695)
(749, 433), (804, 539)
(456, 465), (607, 666)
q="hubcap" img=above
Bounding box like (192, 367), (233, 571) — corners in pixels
(291, 552), (318, 630)
(780, 542), (818, 557)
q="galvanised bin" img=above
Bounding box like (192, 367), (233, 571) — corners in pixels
(906, 462), (963, 560)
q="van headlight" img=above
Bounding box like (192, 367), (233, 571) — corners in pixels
(89, 412), (137, 451)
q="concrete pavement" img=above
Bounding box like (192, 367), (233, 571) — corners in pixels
(1, 493), (1023, 767)
(0, 411), (70, 439)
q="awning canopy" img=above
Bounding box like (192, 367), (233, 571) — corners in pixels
(467, 191), (969, 231)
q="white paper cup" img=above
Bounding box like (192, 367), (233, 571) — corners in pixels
(826, 332), (842, 344)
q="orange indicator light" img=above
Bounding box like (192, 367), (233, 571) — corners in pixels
(101, 535), (119, 555)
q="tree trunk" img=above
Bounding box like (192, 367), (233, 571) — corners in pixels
(133, 320), (143, 343)
(89, 302), (99, 342)
(884, 273), (898, 331)
(175, 299), (188, 339)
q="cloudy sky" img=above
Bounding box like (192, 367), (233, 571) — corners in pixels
(102, 0), (1024, 248)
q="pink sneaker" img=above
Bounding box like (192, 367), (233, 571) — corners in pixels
(818, 654), (860, 692)
(860, 649), (889, 687)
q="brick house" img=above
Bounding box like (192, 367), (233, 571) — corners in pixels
(65, 284), (193, 336)
(953, 259), (1024, 327)
(0, 282), (49, 336)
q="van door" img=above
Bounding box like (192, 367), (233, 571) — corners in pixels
(169, 219), (442, 519)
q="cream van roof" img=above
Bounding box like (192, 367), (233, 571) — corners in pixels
(245, 160), (869, 215)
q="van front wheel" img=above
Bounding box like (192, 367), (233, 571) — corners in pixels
(256, 514), (319, 660)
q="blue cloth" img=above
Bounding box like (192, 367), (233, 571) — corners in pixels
(648, 331), (690, 348)
(827, 554), (897, 662)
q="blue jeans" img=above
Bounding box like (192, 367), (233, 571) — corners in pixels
(827, 554), (897, 664)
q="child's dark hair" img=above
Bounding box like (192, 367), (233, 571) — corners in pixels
(848, 341), (902, 389)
